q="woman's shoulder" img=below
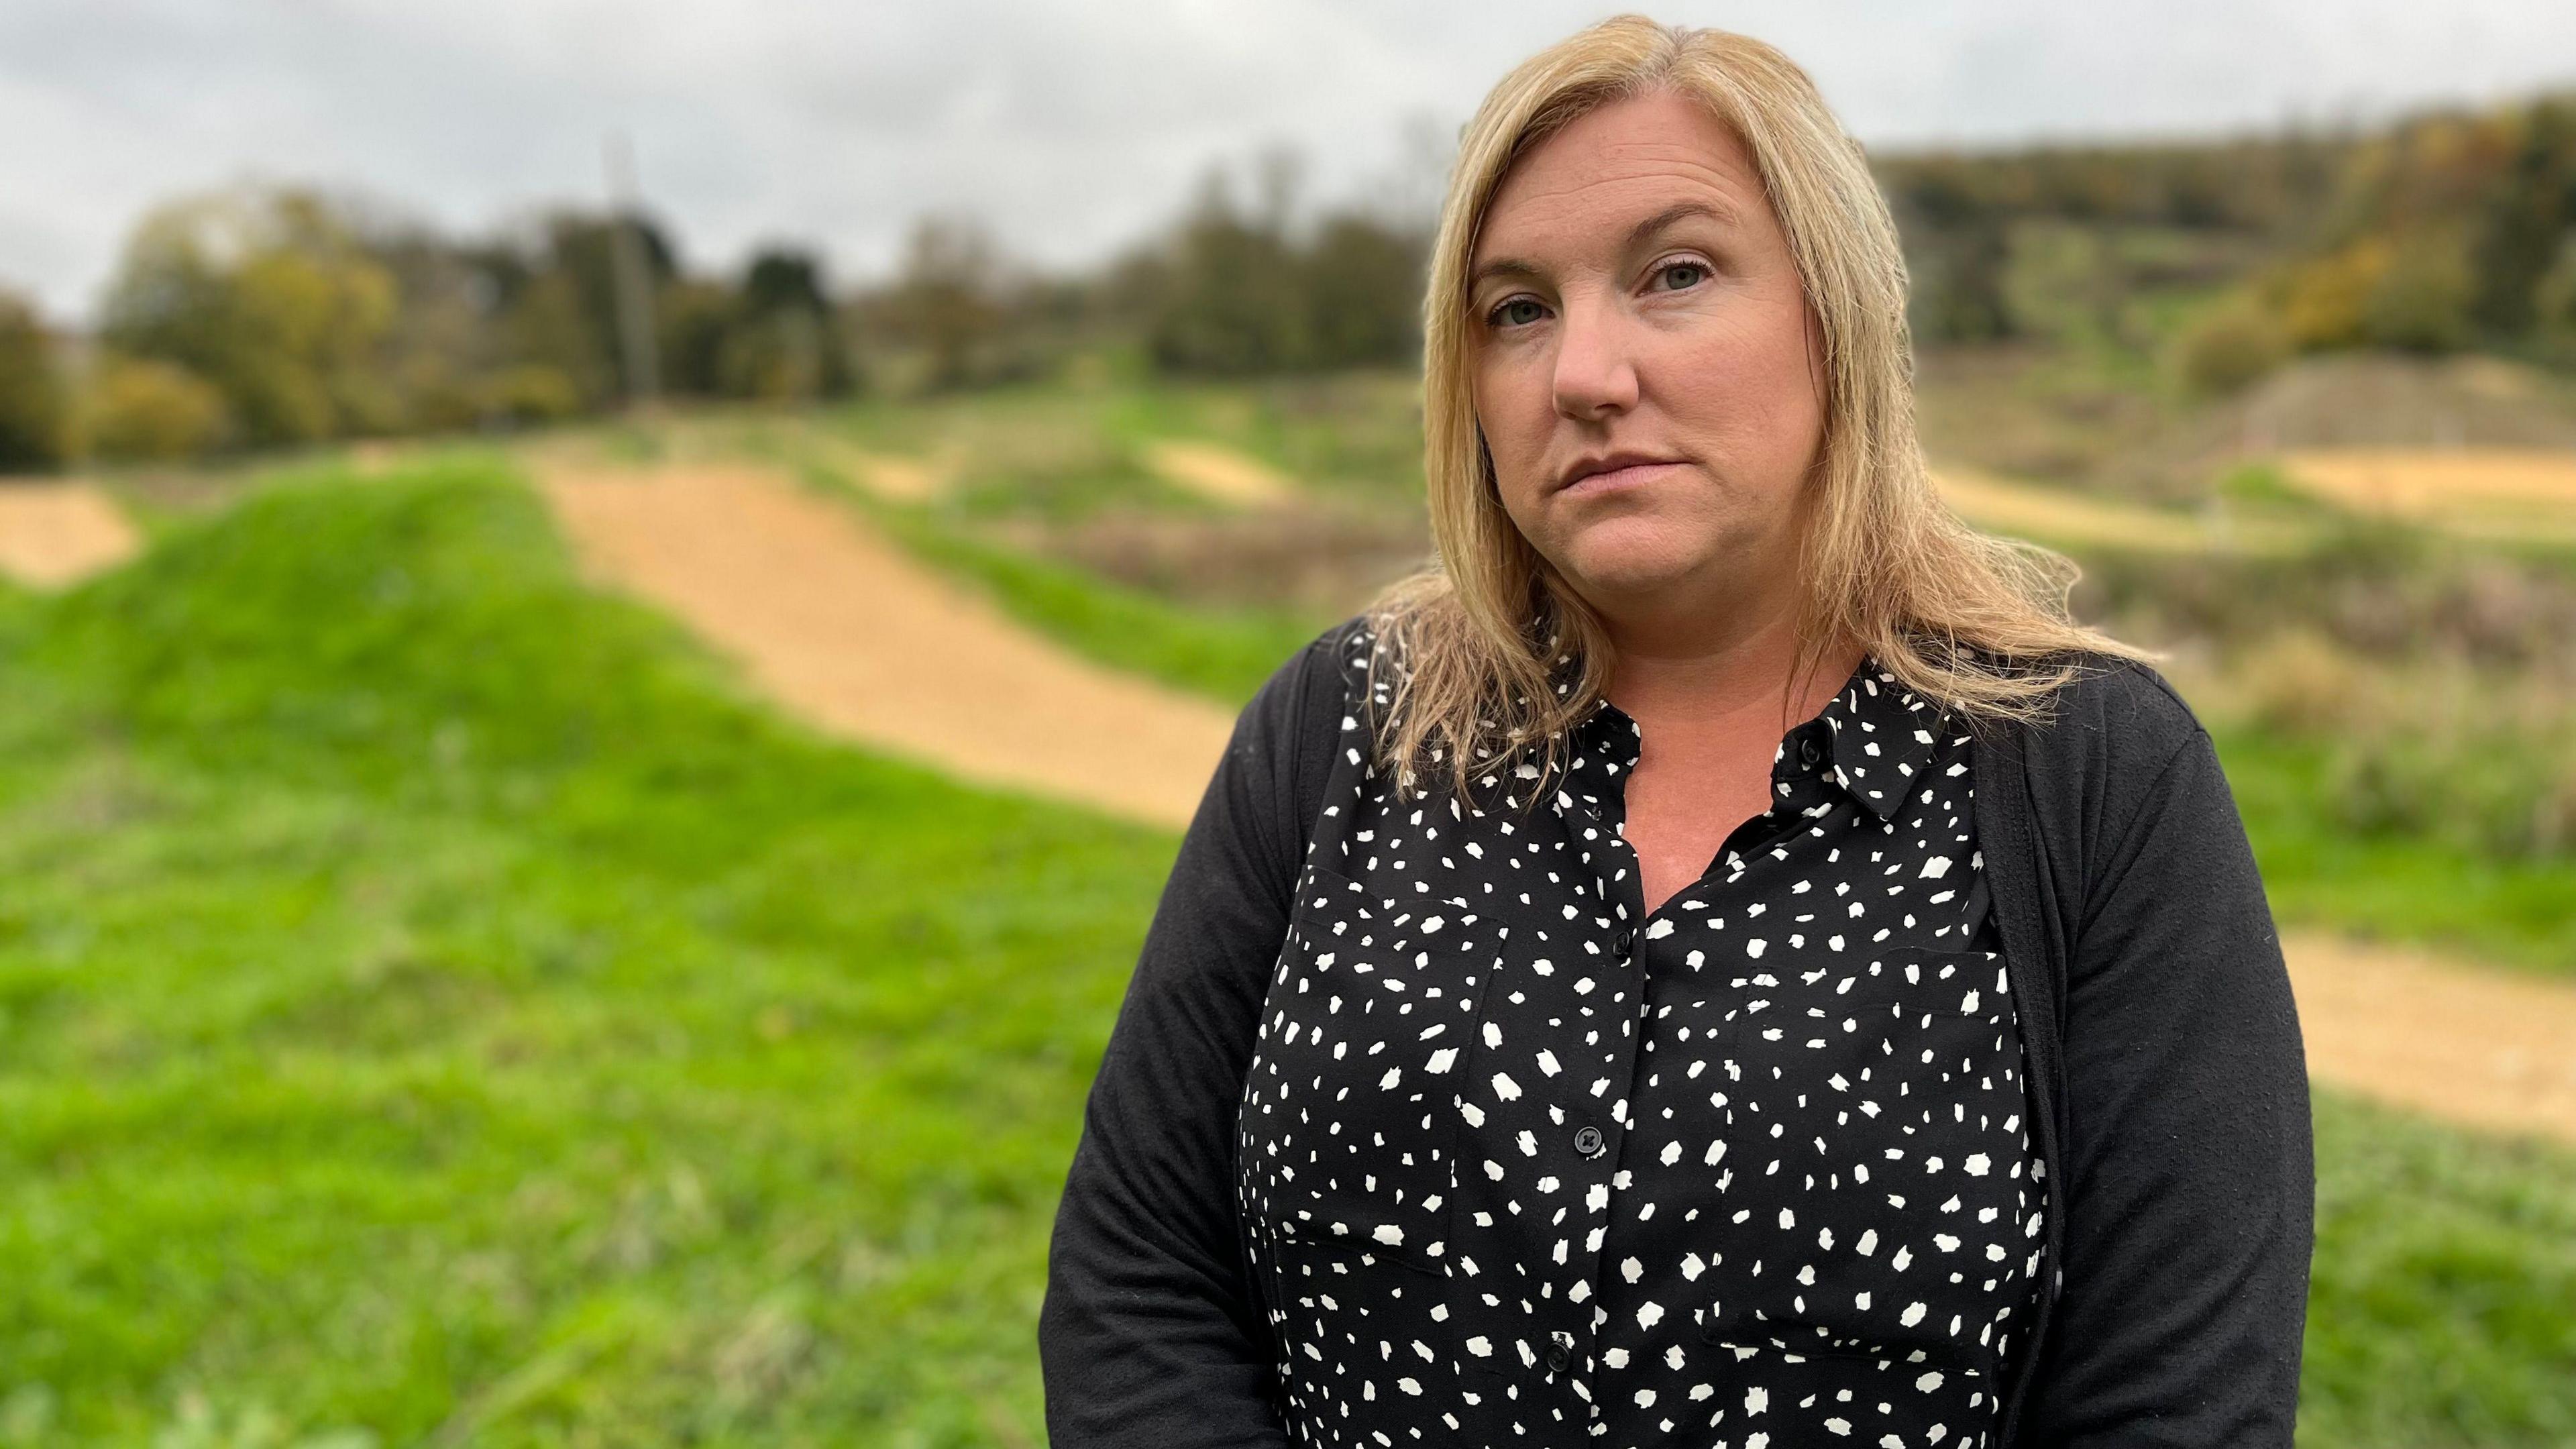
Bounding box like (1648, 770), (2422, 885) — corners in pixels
(1239, 614), (1375, 729)
(1224, 616), (1379, 800)
(1215, 616), (1379, 853)
(1960, 644), (2202, 756)
(2039, 647), (2204, 761)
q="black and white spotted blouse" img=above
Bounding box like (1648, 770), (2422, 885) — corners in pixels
(1234, 629), (2046, 1447)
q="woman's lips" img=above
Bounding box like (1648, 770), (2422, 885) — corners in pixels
(1560, 460), (1684, 497)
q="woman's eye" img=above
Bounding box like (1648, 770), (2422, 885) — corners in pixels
(1489, 297), (1547, 328)
(1656, 261), (1708, 292)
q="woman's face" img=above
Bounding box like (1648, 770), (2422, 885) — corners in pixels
(1468, 87), (1827, 629)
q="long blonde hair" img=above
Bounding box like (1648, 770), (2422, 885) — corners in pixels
(1365, 13), (2163, 803)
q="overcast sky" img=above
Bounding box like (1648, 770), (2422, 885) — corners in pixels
(8, 0), (2576, 323)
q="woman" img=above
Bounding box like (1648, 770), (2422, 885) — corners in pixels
(1041, 15), (2312, 1448)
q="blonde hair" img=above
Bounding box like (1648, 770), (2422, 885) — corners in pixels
(1365, 13), (2163, 804)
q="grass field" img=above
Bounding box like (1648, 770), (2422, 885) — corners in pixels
(0, 463), (1173, 1444)
(0, 458), (2570, 1445)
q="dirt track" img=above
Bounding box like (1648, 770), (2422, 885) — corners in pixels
(1930, 466), (2308, 555)
(533, 459), (2576, 1147)
(1144, 440), (1298, 506)
(0, 483), (142, 588)
(539, 464), (1237, 828)
(2279, 447), (2576, 540)
(2280, 931), (2576, 1144)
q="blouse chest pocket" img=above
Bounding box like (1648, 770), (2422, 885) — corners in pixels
(1696, 948), (2038, 1372)
(1235, 859), (1496, 1277)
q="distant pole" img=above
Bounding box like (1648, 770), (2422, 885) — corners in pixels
(604, 131), (660, 408)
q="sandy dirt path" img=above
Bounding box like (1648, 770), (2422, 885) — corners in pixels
(2277, 446), (2576, 543)
(2281, 931), (2576, 1145)
(0, 482), (142, 588)
(1930, 465), (2308, 555)
(539, 464), (1237, 829)
(537, 459), (2576, 1146)
(1143, 440), (1299, 507)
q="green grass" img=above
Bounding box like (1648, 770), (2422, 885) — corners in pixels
(2218, 724), (2576, 976)
(0, 462), (1179, 1445)
(0, 458), (2567, 1444)
(819, 372), (1427, 517)
(796, 461), (1330, 706)
(2304, 1095), (2576, 1448)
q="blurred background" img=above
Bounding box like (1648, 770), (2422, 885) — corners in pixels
(2, 2), (2573, 1445)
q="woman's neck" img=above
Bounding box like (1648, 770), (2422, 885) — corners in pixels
(1602, 610), (1855, 741)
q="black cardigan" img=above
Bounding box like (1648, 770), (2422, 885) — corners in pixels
(1040, 621), (2314, 1447)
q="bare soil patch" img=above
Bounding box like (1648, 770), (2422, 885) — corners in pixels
(0, 482), (143, 588)
(1142, 440), (1298, 507)
(2278, 447), (2576, 541)
(2283, 930), (2576, 1146)
(1006, 507), (1430, 616)
(1931, 465), (2306, 554)
(537, 463), (1235, 828)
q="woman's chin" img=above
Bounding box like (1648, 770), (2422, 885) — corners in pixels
(1556, 537), (1711, 606)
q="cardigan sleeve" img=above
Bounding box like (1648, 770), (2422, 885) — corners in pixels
(2021, 723), (2315, 1448)
(1036, 631), (1346, 1448)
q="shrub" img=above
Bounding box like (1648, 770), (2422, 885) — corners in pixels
(2361, 232), (2477, 352)
(2170, 301), (2292, 398)
(74, 356), (229, 462)
(2275, 239), (2390, 351)
(479, 365), (582, 426)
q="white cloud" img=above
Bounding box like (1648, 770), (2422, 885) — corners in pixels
(4, 0), (2573, 322)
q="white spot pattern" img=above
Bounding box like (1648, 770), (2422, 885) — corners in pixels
(1236, 632), (2045, 1446)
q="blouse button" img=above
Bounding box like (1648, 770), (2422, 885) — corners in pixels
(1544, 1334), (1573, 1373)
(1572, 1124), (1605, 1156)
(1799, 735), (1823, 767)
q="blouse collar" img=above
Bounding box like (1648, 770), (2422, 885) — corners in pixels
(1565, 651), (1953, 824)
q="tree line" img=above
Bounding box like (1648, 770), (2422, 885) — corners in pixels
(0, 153), (1438, 470)
(8, 84), (2576, 470)
(1880, 88), (2576, 394)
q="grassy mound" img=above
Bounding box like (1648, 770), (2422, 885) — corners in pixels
(0, 461), (1173, 1444)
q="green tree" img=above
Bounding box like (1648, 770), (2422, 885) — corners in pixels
(99, 189), (397, 449)
(1143, 165), (1309, 375)
(2530, 234), (2576, 364)
(0, 290), (67, 469)
(1890, 169), (2017, 344)
(1299, 214), (1426, 370)
(2469, 99), (2576, 339)
(476, 211), (681, 411)
(874, 215), (1010, 392)
(716, 248), (851, 400)
(2363, 230), (2477, 352)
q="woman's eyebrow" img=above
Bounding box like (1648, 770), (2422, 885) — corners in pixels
(1621, 199), (1736, 250)
(1468, 199), (1738, 290)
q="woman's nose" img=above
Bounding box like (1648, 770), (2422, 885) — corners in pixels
(1552, 297), (1640, 419)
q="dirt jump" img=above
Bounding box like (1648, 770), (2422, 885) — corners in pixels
(538, 463), (1237, 828)
(2279, 446), (2576, 541)
(1929, 466), (2308, 555)
(0, 482), (142, 589)
(1143, 439), (1299, 507)
(2284, 930), (2576, 1144)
